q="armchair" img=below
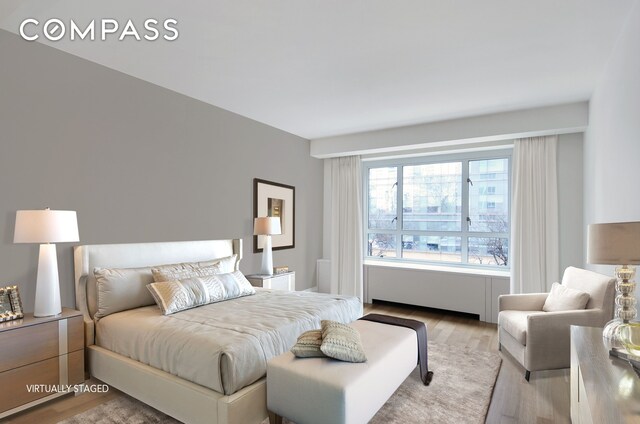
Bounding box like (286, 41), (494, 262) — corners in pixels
(498, 266), (615, 381)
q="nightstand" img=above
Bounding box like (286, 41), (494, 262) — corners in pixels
(246, 271), (295, 291)
(0, 308), (85, 419)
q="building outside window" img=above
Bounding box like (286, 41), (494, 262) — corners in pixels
(364, 150), (511, 268)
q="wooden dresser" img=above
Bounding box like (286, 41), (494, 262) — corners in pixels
(570, 325), (640, 424)
(0, 308), (85, 419)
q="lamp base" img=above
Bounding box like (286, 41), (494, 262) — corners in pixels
(260, 235), (274, 276)
(603, 318), (626, 350)
(603, 265), (638, 351)
(34, 244), (62, 317)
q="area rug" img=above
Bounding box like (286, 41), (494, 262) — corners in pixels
(58, 342), (501, 424)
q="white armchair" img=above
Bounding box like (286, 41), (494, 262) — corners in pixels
(498, 267), (615, 381)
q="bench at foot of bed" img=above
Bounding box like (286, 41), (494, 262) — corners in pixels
(266, 319), (420, 424)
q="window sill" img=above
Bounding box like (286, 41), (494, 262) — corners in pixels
(363, 259), (510, 278)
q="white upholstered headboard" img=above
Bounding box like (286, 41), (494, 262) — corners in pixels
(74, 239), (242, 346)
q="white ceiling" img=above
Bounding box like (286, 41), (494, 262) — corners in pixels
(0, 1), (635, 139)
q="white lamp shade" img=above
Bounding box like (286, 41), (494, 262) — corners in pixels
(254, 217), (281, 236)
(587, 221), (640, 265)
(14, 210), (79, 244)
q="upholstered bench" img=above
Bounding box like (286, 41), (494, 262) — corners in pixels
(266, 319), (418, 424)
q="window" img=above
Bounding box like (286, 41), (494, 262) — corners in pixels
(364, 151), (510, 268)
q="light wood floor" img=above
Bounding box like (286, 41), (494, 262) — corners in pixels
(5, 302), (570, 424)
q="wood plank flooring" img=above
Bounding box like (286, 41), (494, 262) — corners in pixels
(363, 302), (571, 424)
(4, 302), (571, 424)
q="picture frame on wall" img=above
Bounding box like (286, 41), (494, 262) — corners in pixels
(254, 178), (295, 253)
(0, 285), (24, 322)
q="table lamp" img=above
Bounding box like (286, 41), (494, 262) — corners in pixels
(587, 221), (640, 348)
(254, 217), (281, 275)
(14, 209), (79, 317)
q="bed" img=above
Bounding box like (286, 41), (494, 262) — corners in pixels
(74, 239), (362, 424)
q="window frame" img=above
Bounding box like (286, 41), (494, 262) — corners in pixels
(363, 149), (512, 270)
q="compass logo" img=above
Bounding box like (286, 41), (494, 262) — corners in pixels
(19, 18), (179, 42)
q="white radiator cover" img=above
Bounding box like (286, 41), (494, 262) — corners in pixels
(364, 264), (510, 323)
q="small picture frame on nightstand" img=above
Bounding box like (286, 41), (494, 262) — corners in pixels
(0, 285), (24, 322)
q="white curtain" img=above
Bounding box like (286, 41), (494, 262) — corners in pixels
(330, 156), (363, 299)
(510, 135), (559, 294)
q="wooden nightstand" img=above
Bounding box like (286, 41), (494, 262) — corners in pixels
(246, 271), (295, 291)
(0, 308), (85, 419)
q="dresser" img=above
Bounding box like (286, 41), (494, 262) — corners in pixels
(0, 308), (85, 419)
(246, 271), (295, 291)
(570, 325), (640, 424)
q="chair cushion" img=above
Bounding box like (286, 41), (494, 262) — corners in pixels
(499, 310), (533, 345)
(542, 282), (590, 312)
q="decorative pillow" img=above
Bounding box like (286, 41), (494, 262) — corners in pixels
(151, 255), (237, 282)
(291, 330), (326, 358)
(542, 282), (590, 312)
(320, 320), (367, 363)
(93, 266), (156, 319)
(211, 270), (256, 299)
(215, 254), (238, 273)
(152, 264), (222, 282)
(147, 270), (255, 315)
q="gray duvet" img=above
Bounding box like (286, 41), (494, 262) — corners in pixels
(96, 288), (362, 395)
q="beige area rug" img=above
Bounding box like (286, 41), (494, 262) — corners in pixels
(58, 342), (501, 424)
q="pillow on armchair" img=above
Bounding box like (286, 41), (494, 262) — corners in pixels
(542, 282), (590, 312)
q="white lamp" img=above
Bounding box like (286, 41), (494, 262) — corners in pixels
(254, 217), (281, 275)
(14, 209), (79, 317)
(588, 221), (640, 348)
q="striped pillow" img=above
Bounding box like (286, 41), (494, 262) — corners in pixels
(291, 330), (326, 358)
(147, 270), (255, 315)
(320, 320), (367, 363)
(151, 255), (237, 282)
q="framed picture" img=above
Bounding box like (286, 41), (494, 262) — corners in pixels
(0, 285), (24, 322)
(254, 178), (295, 253)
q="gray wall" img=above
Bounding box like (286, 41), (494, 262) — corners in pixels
(0, 30), (324, 312)
(583, 1), (639, 298)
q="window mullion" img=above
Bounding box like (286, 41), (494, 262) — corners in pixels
(406, 230), (461, 237)
(461, 160), (469, 264)
(396, 165), (403, 258)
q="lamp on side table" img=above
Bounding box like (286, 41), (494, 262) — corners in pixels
(14, 209), (79, 317)
(254, 216), (281, 276)
(588, 221), (640, 349)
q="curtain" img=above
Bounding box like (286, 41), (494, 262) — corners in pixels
(330, 156), (363, 299)
(510, 135), (559, 294)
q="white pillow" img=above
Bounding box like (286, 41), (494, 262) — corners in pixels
(147, 271), (256, 315)
(216, 254), (238, 273)
(542, 282), (590, 312)
(93, 255), (237, 319)
(94, 266), (156, 319)
(151, 255), (237, 282)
